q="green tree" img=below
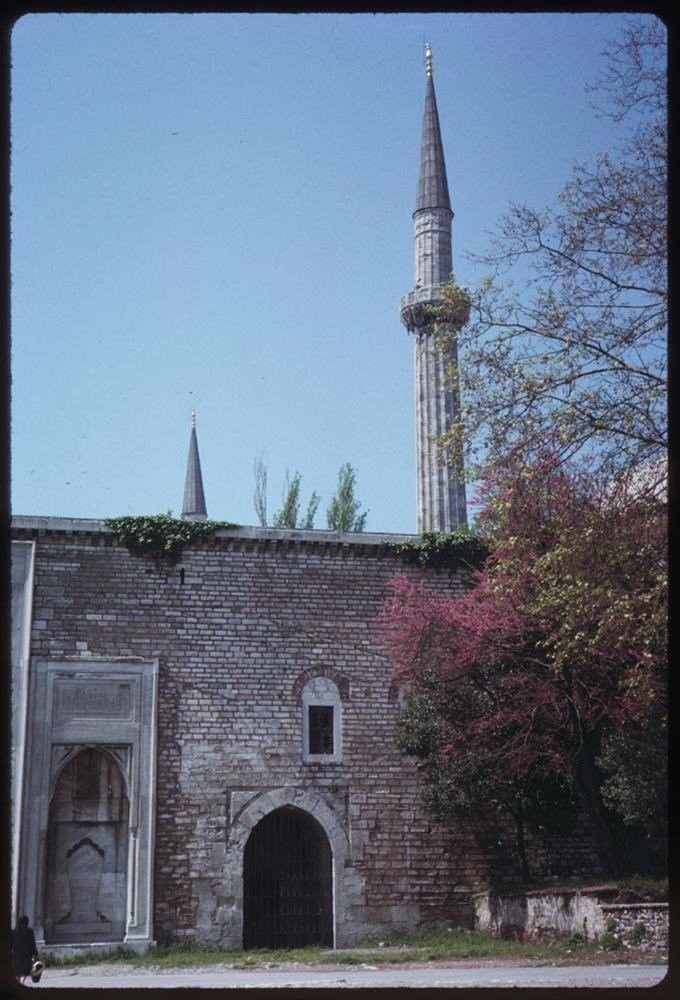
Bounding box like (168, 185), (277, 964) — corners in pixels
(443, 16), (666, 486)
(326, 463), (368, 532)
(253, 454), (268, 527)
(302, 490), (321, 530)
(272, 470), (320, 529)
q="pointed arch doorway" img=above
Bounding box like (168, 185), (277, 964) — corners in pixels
(243, 806), (333, 949)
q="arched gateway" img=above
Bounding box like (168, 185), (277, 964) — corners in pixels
(243, 806), (333, 949)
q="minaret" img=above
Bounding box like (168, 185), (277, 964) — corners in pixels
(182, 410), (208, 521)
(400, 43), (467, 532)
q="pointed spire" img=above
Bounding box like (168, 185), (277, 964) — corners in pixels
(182, 409), (208, 521)
(415, 43), (451, 214)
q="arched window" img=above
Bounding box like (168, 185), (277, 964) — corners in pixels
(301, 675), (342, 763)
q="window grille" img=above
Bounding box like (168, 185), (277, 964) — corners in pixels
(308, 705), (334, 754)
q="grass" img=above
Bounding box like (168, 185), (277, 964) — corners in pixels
(40, 925), (665, 971)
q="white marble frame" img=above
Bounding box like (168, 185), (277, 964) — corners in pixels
(17, 659), (158, 949)
(11, 541), (36, 920)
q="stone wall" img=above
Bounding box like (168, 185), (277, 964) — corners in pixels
(600, 903), (668, 953)
(474, 890), (668, 952)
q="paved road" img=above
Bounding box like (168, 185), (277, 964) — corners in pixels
(36, 961), (668, 989)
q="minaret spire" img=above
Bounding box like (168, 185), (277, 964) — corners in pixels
(182, 409), (208, 521)
(400, 44), (467, 532)
(416, 43), (451, 221)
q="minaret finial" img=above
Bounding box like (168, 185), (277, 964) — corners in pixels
(191, 408), (196, 429)
(425, 42), (433, 78)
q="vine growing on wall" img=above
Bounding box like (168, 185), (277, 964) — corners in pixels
(103, 513), (239, 564)
(389, 530), (489, 571)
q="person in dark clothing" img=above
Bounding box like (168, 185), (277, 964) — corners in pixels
(11, 915), (39, 984)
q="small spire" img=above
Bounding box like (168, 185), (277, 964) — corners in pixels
(182, 410), (208, 521)
(425, 42), (433, 78)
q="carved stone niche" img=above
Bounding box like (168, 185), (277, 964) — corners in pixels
(45, 747), (130, 943)
(50, 744), (131, 803)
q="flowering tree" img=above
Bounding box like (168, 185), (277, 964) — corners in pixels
(382, 455), (667, 879)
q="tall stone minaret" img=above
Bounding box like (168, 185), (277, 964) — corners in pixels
(400, 43), (467, 533)
(182, 410), (208, 521)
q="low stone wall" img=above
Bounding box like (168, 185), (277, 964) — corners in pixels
(473, 889), (668, 952)
(600, 902), (668, 953)
(474, 889), (604, 941)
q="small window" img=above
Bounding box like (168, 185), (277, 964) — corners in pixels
(300, 675), (343, 763)
(308, 705), (334, 755)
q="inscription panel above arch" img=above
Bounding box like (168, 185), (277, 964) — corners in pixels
(53, 677), (134, 723)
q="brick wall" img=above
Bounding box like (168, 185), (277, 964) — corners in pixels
(13, 520), (604, 947)
(16, 522), (487, 944)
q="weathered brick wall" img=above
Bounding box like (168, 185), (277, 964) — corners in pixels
(16, 522), (486, 945)
(13, 520), (605, 947)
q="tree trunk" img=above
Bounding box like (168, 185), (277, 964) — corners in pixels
(562, 669), (622, 876)
(574, 740), (622, 877)
(506, 795), (530, 883)
(515, 803), (530, 883)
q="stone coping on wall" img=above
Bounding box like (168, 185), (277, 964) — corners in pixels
(525, 884), (617, 898)
(11, 515), (418, 549)
(474, 883), (666, 901)
(600, 901), (668, 912)
(473, 884), (616, 900)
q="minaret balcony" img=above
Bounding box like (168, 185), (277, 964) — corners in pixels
(400, 284), (470, 332)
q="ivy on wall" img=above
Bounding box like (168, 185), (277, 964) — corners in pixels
(103, 516), (487, 572)
(103, 513), (239, 564)
(389, 530), (489, 571)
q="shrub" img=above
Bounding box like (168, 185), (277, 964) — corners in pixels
(566, 931), (586, 948)
(629, 921), (647, 944)
(600, 932), (622, 951)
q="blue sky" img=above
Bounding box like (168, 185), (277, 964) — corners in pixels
(10, 11), (655, 533)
